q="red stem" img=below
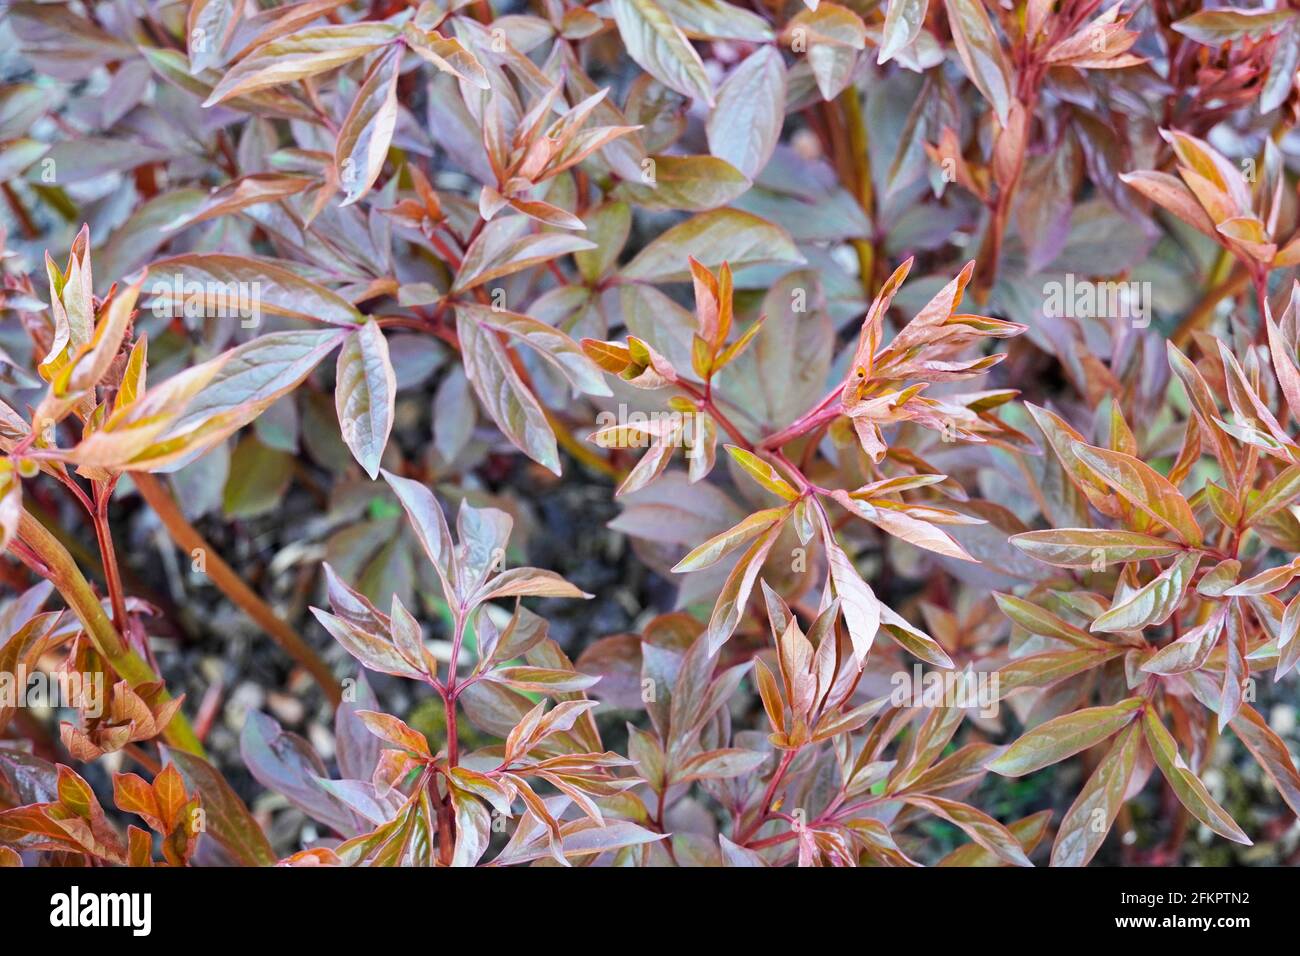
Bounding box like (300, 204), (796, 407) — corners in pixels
(737, 750), (797, 845)
(91, 479), (130, 630)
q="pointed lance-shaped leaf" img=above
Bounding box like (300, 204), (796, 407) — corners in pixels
(1050, 720), (1141, 867)
(988, 698), (1142, 777)
(1142, 709), (1251, 845)
(1072, 445), (1202, 546)
(203, 23), (400, 106)
(335, 321), (396, 480)
(1091, 552), (1200, 633)
(610, 0), (714, 105)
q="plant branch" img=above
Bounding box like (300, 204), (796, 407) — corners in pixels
(16, 508), (205, 755)
(737, 749), (796, 846)
(839, 86), (876, 297)
(91, 478), (130, 629)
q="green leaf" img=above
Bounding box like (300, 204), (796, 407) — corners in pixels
(1166, 342), (1240, 486)
(1117, 171), (1217, 237)
(449, 786), (491, 867)
(1246, 464), (1300, 523)
(994, 647), (1125, 699)
(475, 567), (590, 603)
(837, 492), (975, 562)
(310, 607), (427, 681)
(672, 506), (788, 572)
(456, 303), (611, 397)
(453, 217), (595, 294)
(0, 139), (50, 183)
(379, 469), (458, 603)
(146, 254), (363, 326)
(724, 445), (799, 500)
(993, 593), (1099, 648)
(1230, 705), (1300, 818)
(880, 604), (952, 668)
(704, 519), (786, 654)
(674, 748), (767, 783)
(165, 330), (345, 437)
(488, 666), (600, 693)
(401, 23), (489, 89)
(620, 209), (803, 281)
(72, 329), (345, 472)
(1196, 559), (1241, 597)
(1223, 559), (1300, 597)
(355, 711), (432, 756)
(612, 155), (750, 211)
(223, 435), (293, 518)
(1172, 8), (1294, 44)
(1140, 605), (1226, 675)
(491, 818), (664, 866)
(824, 539), (883, 666)
(574, 202), (631, 282)
(140, 47), (311, 121)
(656, 0), (774, 41)
(1024, 403), (1117, 518)
(902, 795), (1031, 867)
(1072, 445), (1202, 546)
(939, 811), (1050, 867)
(161, 174), (313, 232)
(787, 4), (867, 100)
(890, 704), (965, 790)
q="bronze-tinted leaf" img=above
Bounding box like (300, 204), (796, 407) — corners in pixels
(1141, 709), (1251, 845)
(1072, 446), (1202, 546)
(162, 748), (276, 866)
(989, 698), (1142, 777)
(1011, 529), (1183, 568)
(1091, 552), (1200, 633)
(1050, 720), (1141, 867)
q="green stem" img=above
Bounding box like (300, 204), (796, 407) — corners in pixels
(839, 87), (876, 297)
(17, 508), (205, 755)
